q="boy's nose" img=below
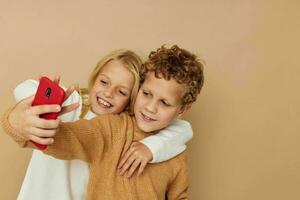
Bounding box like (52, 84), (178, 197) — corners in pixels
(145, 101), (157, 114)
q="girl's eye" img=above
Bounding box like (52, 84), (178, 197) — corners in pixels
(143, 91), (150, 96)
(119, 90), (127, 96)
(100, 80), (108, 85)
(161, 100), (170, 107)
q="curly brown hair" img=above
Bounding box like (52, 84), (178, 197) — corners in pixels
(140, 45), (204, 105)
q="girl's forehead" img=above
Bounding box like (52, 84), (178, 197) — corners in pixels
(96, 61), (135, 89)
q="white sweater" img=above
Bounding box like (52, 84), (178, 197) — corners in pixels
(15, 79), (193, 200)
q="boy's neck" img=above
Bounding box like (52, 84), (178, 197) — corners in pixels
(132, 116), (159, 140)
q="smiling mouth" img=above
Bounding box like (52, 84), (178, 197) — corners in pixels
(141, 112), (156, 122)
(96, 97), (113, 108)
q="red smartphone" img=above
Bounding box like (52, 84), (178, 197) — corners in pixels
(31, 76), (65, 150)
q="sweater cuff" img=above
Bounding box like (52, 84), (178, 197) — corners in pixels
(1, 106), (28, 147)
(139, 137), (162, 163)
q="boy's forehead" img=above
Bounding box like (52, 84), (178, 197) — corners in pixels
(142, 72), (186, 101)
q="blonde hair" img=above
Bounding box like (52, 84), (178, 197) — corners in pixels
(81, 49), (142, 117)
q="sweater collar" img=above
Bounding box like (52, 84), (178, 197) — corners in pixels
(84, 110), (97, 120)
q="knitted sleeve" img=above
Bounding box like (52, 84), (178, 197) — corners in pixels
(166, 154), (189, 200)
(1, 106), (28, 147)
(44, 115), (121, 163)
(1, 107), (120, 163)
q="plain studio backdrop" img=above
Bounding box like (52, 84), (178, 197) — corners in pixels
(0, 1), (300, 199)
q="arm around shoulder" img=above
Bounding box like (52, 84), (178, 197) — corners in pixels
(140, 119), (193, 163)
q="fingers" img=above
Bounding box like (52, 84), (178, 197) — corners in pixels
(53, 75), (60, 85)
(48, 75), (76, 100)
(29, 134), (54, 145)
(118, 147), (135, 169)
(119, 152), (136, 176)
(119, 155), (147, 178)
(28, 126), (57, 138)
(31, 118), (60, 129)
(38, 75), (60, 83)
(118, 142), (152, 178)
(119, 155), (135, 176)
(126, 159), (141, 178)
(64, 85), (76, 101)
(30, 104), (61, 116)
(59, 103), (80, 116)
(137, 160), (147, 177)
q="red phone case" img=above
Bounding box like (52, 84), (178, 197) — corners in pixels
(31, 76), (65, 150)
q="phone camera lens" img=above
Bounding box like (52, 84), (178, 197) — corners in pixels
(46, 88), (52, 99)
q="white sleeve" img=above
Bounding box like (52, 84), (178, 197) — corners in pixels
(14, 79), (39, 102)
(13, 79), (82, 122)
(140, 119), (193, 163)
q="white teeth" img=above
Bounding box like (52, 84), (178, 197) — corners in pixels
(144, 115), (151, 120)
(142, 113), (154, 121)
(97, 97), (112, 107)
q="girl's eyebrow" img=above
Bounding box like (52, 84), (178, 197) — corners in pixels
(99, 74), (131, 91)
(98, 73), (109, 79)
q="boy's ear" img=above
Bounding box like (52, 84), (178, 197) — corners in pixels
(179, 103), (192, 115)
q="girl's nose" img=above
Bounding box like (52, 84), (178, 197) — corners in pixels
(104, 87), (114, 98)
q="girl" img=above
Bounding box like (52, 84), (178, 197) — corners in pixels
(11, 49), (193, 200)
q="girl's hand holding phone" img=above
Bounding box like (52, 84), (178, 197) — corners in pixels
(8, 96), (61, 145)
(7, 76), (80, 146)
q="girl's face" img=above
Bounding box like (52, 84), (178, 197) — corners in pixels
(90, 60), (135, 115)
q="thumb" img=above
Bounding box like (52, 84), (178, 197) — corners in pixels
(16, 95), (35, 110)
(22, 95), (35, 105)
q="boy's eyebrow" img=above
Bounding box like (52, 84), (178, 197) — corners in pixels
(142, 86), (177, 105)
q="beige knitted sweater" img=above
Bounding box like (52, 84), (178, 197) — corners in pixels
(1, 108), (188, 200)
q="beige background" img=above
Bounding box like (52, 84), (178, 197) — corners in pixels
(1, 0), (300, 199)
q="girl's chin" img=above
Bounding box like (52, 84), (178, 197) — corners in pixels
(92, 106), (112, 115)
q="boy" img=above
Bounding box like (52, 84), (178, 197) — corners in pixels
(2, 45), (204, 199)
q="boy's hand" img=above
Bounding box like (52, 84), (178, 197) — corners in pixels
(8, 96), (61, 145)
(118, 142), (153, 178)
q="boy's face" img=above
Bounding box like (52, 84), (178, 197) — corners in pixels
(134, 72), (187, 133)
(90, 60), (134, 115)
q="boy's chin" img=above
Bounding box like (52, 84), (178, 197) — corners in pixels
(136, 121), (161, 134)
